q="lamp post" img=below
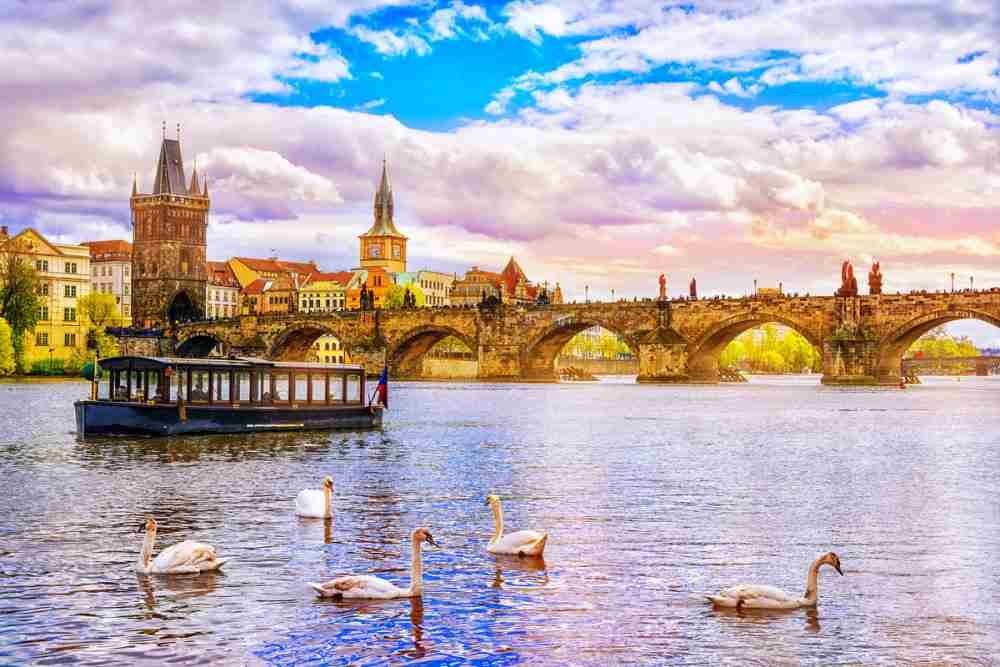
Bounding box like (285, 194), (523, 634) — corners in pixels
(585, 285), (589, 303)
(48, 347), (54, 372)
(970, 276), (974, 291)
(611, 288), (615, 302)
(950, 272), (955, 293)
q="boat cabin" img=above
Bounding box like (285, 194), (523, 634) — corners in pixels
(96, 356), (367, 407)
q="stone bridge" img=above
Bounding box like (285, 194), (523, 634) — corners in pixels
(902, 355), (1000, 376)
(170, 290), (1000, 385)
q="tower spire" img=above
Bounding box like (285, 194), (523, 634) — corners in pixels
(132, 172), (138, 196)
(373, 157), (394, 228)
(189, 159), (200, 195)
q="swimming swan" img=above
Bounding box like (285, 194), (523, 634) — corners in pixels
(308, 527), (437, 599)
(135, 517), (228, 575)
(706, 552), (844, 610)
(295, 475), (334, 519)
(485, 494), (548, 557)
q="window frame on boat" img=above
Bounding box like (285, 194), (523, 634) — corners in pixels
(96, 356), (368, 408)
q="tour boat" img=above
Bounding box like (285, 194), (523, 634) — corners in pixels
(74, 356), (384, 437)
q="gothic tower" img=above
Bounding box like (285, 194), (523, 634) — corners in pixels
(359, 159), (407, 274)
(130, 130), (209, 327)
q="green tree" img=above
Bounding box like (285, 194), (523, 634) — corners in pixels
(720, 325), (821, 373)
(0, 317), (15, 375)
(0, 242), (41, 371)
(381, 284), (426, 309)
(77, 292), (122, 359)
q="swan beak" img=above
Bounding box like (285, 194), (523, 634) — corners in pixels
(425, 533), (438, 547)
(835, 563), (844, 576)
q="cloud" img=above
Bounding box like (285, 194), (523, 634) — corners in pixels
(352, 1), (493, 57)
(352, 26), (431, 56)
(359, 98), (387, 110)
(427, 1), (493, 41)
(707, 77), (762, 98)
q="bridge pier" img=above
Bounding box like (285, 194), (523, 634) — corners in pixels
(820, 339), (888, 385)
(635, 339), (693, 383)
(477, 344), (528, 381)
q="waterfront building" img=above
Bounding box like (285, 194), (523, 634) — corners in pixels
(310, 335), (348, 363)
(346, 267), (392, 309)
(415, 270), (454, 307)
(228, 256), (318, 290)
(451, 257), (559, 306)
(130, 132), (209, 327)
(298, 271), (352, 313)
(358, 160), (407, 274)
(81, 240), (132, 324)
(206, 261), (240, 319)
(1, 227), (90, 366)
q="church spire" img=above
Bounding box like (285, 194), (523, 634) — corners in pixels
(362, 157), (404, 238)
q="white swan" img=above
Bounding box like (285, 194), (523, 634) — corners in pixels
(295, 475), (334, 519)
(706, 552), (844, 610)
(135, 517), (228, 575)
(308, 527), (437, 599)
(485, 494), (548, 557)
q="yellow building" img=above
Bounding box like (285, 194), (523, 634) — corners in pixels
(310, 335), (348, 364)
(1, 227), (90, 367)
(298, 271), (352, 313)
(358, 160), (407, 274)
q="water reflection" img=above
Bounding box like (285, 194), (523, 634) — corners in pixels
(2, 377), (1000, 664)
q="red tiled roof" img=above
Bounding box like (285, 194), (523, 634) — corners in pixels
(234, 256), (318, 276)
(242, 278), (271, 295)
(81, 239), (132, 260)
(308, 271), (353, 285)
(207, 260), (239, 287)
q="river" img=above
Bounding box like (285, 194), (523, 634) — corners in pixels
(1, 376), (998, 665)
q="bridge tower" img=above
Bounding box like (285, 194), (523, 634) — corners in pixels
(130, 129), (209, 327)
(358, 159), (407, 274)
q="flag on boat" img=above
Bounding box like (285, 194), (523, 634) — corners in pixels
(377, 366), (388, 408)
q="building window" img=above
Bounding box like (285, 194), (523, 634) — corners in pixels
(124, 304), (130, 316)
(39, 283), (49, 296)
(36, 260), (49, 272)
(66, 262), (77, 274)
(64, 285), (77, 298)
(36, 332), (48, 347)
(64, 333), (77, 347)
(38, 305), (49, 321)
(124, 265), (129, 275)
(64, 307), (76, 322)
(123, 285), (129, 296)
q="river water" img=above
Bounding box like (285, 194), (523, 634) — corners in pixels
(1, 376), (998, 665)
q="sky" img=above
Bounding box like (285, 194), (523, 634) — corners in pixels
(1, 1), (999, 343)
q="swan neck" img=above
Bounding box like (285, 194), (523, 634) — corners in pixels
(139, 527), (155, 572)
(491, 502), (504, 542)
(409, 534), (423, 595)
(323, 485), (332, 517)
(803, 557), (823, 603)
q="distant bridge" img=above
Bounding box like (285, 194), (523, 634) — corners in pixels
(166, 290), (1000, 385)
(902, 355), (1000, 377)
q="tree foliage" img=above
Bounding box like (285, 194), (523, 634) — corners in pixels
(78, 292), (121, 331)
(906, 329), (979, 359)
(720, 324), (822, 373)
(381, 284), (426, 309)
(0, 244), (41, 370)
(0, 317), (15, 375)
(562, 327), (633, 359)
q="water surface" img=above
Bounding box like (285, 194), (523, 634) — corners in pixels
(1, 376), (998, 664)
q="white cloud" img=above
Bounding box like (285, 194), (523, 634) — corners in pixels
(428, 1), (492, 41)
(352, 26), (431, 56)
(359, 98), (387, 110)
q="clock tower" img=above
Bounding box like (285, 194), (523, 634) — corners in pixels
(359, 159), (407, 274)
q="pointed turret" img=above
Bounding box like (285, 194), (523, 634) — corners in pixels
(131, 173), (138, 197)
(203, 176), (209, 198)
(189, 163), (200, 195)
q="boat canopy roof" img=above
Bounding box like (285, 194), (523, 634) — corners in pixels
(98, 356), (365, 372)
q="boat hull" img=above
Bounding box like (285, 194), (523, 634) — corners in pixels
(74, 401), (383, 437)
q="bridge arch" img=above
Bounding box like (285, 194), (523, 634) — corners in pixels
(388, 325), (477, 378)
(268, 320), (346, 361)
(176, 332), (225, 357)
(167, 289), (201, 324)
(520, 315), (643, 380)
(876, 308), (1000, 383)
(687, 311), (822, 382)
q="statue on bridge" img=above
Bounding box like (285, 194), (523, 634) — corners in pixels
(658, 274), (667, 301)
(868, 261), (883, 295)
(359, 285), (373, 310)
(836, 260), (858, 297)
(689, 277), (697, 300)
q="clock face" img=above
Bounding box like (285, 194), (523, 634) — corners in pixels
(392, 244), (401, 258)
(369, 244), (381, 258)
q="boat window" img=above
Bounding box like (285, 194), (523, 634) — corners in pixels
(189, 370), (211, 403)
(311, 375), (326, 404)
(346, 374), (361, 403)
(170, 369), (184, 401)
(145, 371), (159, 402)
(97, 375), (111, 400)
(273, 373), (290, 403)
(214, 372), (231, 402)
(328, 374), (344, 402)
(234, 372), (251, 402)
(295, 374), (309, 403)
(260, 372), (272, 403)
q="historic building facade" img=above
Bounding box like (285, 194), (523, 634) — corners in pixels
(1, 227), (90, 367)
(206, 260), (240, 319)
(82, 239), (132, 324)
(298, 271), (351, 313)
(358, 160), (407, 274)
(130, 134), (209, 327)
(451, 257), (561, 306)
(415, 270), (454, 307)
